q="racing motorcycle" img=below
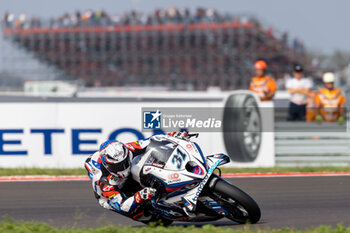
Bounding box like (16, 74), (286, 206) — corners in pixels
(131, 133), (261, 225)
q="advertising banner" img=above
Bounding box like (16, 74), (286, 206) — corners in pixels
(0, 91), (274, 168)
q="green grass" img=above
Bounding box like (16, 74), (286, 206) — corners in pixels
(0, 219), (350, 233)
(1, 166), (350, 176)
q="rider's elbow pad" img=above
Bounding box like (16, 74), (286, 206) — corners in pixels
(99, 198), (112, 210)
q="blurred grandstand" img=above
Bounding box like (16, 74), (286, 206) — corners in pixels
(1, 8), (307, 90)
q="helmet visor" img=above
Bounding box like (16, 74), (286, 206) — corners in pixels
(102, 156), (131, 174)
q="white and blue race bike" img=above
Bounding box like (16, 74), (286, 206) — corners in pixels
(131, 134), (261, 225)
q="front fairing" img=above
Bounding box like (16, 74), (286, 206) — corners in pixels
(141, 135), (208, 189)
(181, 153), (230, 212)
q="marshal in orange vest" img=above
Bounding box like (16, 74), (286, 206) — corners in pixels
(315, 88), (346, 122)
(249, 75), (278, 101)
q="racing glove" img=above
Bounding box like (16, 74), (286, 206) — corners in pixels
(338, 116), (345, 125)
(315, 115), (323, 124)
(168, 131), (189, 140)
(134, 187), (156, 204)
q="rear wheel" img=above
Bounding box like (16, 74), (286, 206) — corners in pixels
(212, 179), (261, 224)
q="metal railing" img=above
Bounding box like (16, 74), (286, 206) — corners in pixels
(275, 121), (350, 166)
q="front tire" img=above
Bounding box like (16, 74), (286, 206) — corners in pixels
(212, 179), (261, 224)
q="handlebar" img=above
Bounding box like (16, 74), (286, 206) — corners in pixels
(187, 133), (199, 138)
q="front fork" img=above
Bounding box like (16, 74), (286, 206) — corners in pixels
(200, 174), (230, 216)
(146, 175), (230, 220)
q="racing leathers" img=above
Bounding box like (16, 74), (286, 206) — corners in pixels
(84, 138), (152, 219)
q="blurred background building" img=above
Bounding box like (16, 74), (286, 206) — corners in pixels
(1, 8), (307, 91)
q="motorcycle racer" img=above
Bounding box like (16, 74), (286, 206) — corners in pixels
(84, 131), (189, 220)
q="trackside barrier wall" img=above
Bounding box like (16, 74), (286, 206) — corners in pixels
(274, 91), (350, 167)
(0, 91), (274, 168)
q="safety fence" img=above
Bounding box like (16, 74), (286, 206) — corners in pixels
(275, 122), (350, 167)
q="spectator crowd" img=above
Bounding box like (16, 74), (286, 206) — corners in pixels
(1, 7), (304, 53)
(1, 8), (306, 92)
(2, 8), (239, 29)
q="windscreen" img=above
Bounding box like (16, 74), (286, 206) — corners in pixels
(146, 137), (178, 165)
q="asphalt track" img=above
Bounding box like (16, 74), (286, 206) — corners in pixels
(1, 176), (350, 229)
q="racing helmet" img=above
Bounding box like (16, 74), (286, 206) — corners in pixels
(254, 60), (267, 70)
(99, 140), (132, 178)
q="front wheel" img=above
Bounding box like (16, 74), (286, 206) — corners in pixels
(212, 179), (261, 224)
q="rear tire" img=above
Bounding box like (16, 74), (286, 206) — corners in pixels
(212, 179), (261, 224)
